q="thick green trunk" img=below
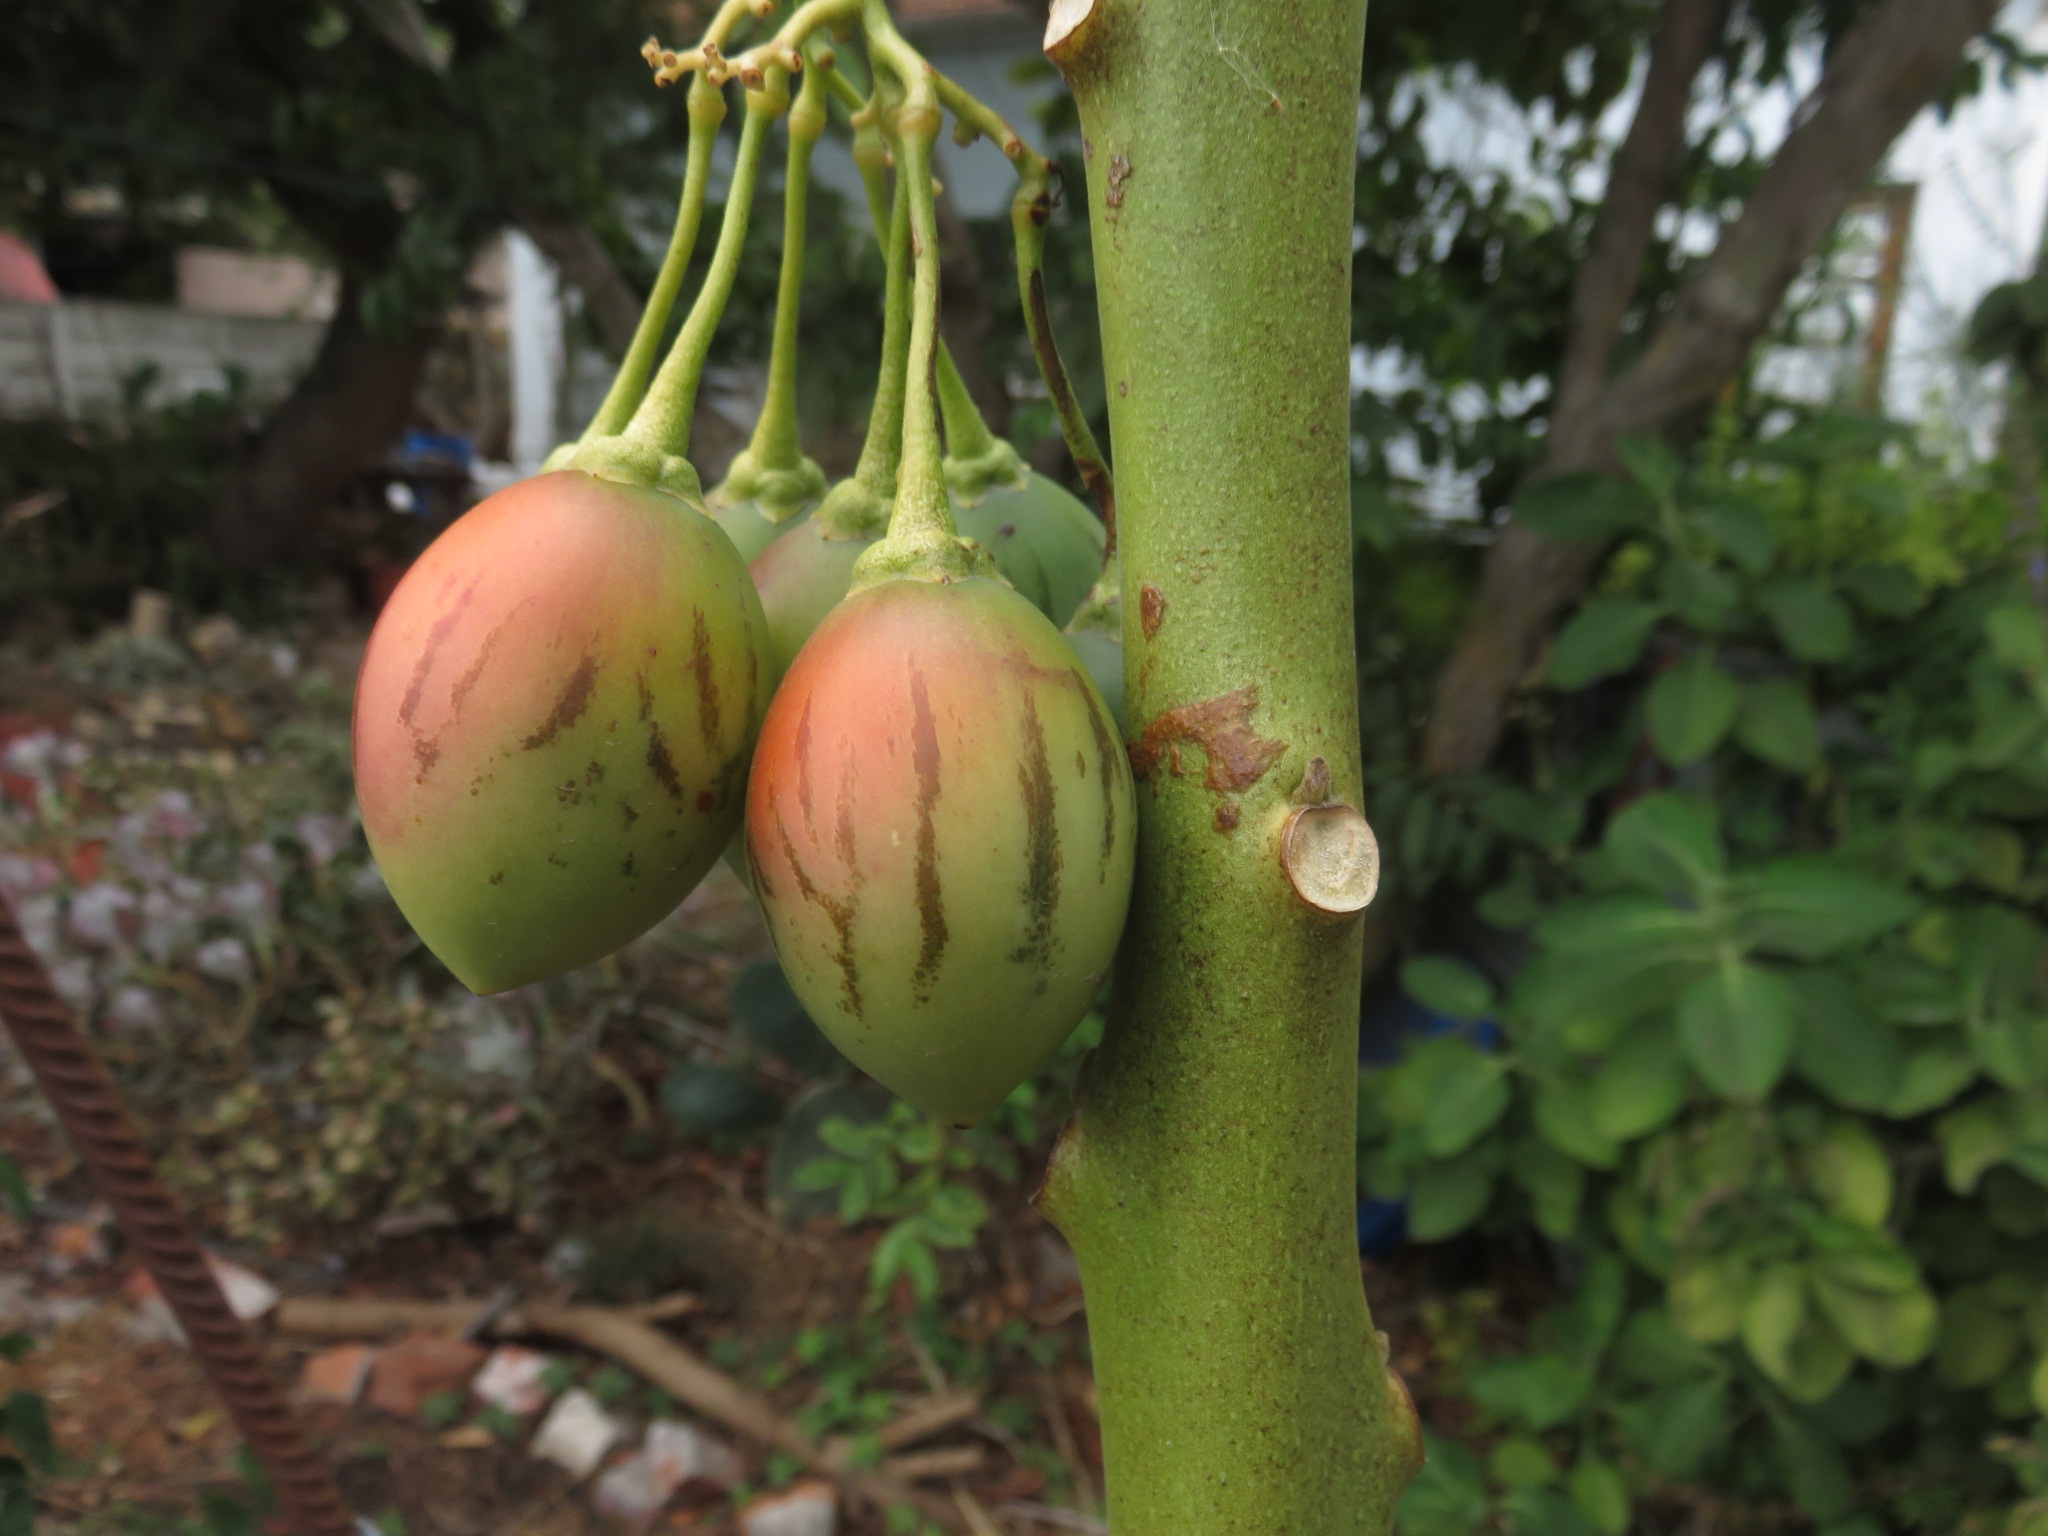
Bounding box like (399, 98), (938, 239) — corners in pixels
(1036, 2), (1420, 1531)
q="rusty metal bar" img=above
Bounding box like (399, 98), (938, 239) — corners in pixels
(0, 895), (357, 1536)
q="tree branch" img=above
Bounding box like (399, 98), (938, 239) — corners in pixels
(1548, 0), (1731, 433)
(1422, 0), (2002, 778)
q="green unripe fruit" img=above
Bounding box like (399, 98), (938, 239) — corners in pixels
(706, 447), (825, 563)
(746, 576), (1136, 1125)
(748, 518), (881, 678)
(1063, 622), (1125, 729)
(951, 469), (1104, 630)
(353, 470), (772, 993)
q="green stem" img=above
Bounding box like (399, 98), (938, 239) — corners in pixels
(619, 77), (785, 464)
(934, 344), (997, 461)
(1034, 3), (1420, 1533)
(1012, 162), (1116, 552)
(857, 0), (959, 567)
(745, 46), (829, 474)
(581, 79), (724, 442)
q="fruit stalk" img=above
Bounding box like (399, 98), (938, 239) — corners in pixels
(745, 45), (828, 481)
(1033, 2), (1422, 1532)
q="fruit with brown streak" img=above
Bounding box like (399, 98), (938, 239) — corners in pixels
(746, 575), (1135, 1125)
(353, 470), (772, 992)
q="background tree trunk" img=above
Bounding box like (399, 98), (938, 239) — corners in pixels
(1421, 0), (2004, 778)
(213, 272), (439, 571)
(1035, 1), (1422, 1531)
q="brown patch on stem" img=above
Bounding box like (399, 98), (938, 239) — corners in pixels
(1128, 687), (1286, 793)
(908, 665), (949, 999)
(1139, 584), (1166, 639)
(1214, 801), (1241, 832)
(521, 653), (598, 750)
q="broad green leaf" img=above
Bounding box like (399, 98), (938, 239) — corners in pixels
(1534, 894), (1714, 959)
(1809, 1246), (1938, 1367)
(1937, 1099), (2016, 1193)
(1934, 1285), (2021, 1387)
(1507, 1136), (1585, 1241)
(1760, 578), (1855, 662)
(1840, 563), (1920, 617)
(1550, 1254), (1628, 1365)
(1668, 1252), (1751, 1344)
(1659, 559), (1743, 631)
(1420, 1054), (1511, 1159)
(0, 1394), (53, 1474)
(1639, 1375), (1729, 1477)
(1699, 494), (1779, 575)
(1489, 1437), (1558, 1489)
(1741, 1263), (1807, 1384)
(1533, 1079), (1622, 1169)
(1512, 473), (1653, 542)
(1648, 652), (1739, 765)
(1986, 604), (2048, 674)
(1806, 1120), (1892, 1228)
(1678, 963), (1797, 1101)
(1468, 1354), (1591, 1432)
(1769, 1407), (1855, 1522)
(1604, 794), (1723, 898)
(1549, 599), (1664, 690)
(1737, 677), (1822, 773)
(1568, 1459), (1630, 1536)
(1590, 1025), (1686, 1141)
(1885, 1044), (1978, 1118)
(1614, 1307), (1720, 1387)
(1497, 1488), (1596, 1536)
(1732, 861), (1916, 960)
(1384, 1036), (1497, 1132)
(1408, 1146), (1497, 1241)
(1789, 969), (1904, 1112)
(1401, 956), (1497, 1022)
(1396, 1434), (1490, 1536)
(1616, 434), (1682, 503)
(1859, 950), (1961, 1027)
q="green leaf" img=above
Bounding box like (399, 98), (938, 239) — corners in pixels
(1498, 1489), (1596, 1536)
(1840, 563), (1920, 618)
(1808, 1245), (1938, 1367)
(1934, 1285), (2021, 1387)
(1397, 1435), (1491, 1536)
(1408, 1146), (1497, 1241)
(1590, 1024), (1686, 1142)
(1568, 1459), (1630, 1536)
(1400, 956), (1497, 1022)
(1647, 652), (1739, 766)
(1512, 473), (1652, 542)
(1789, 970), (1903, 1112)
(0, 1159), (26, 1224)
(1489, 1437), (1558, 1489)
(1986, 604), (2048, 673)
(1769, 1407), (1855, 1522)
(1467, 1354), (1591, 1431)
(1760, 578), (1855, 662)
(1737, 677), (1821, 773)
(1732, 861), (1916, 960)
(1, 1394), (55, 1474)
(1678, 963), (1797, 1101)
(1616, 434), (1681, 504)
(1420, 1054), (1511, 1159)
(1885, 1044), (1978, 1118)
(1658, 558), (1743, 631)
(1741, 1262), (1807, 1384)
(1668, 1252), (1750, 1344)
(1639, 1376), (1728, 1477)
(1533, 1079), (1622, 1169)
(1604, 794), (1723, 899)
(1548, 599), (1664, 690)
(1937, 1099), (2015, 1194)
(1806, 1120), (1892, 1228)
(1699, 494), (1779, 575)
(1507, 1137), (1585, 1242)
(660, 1065), (778, 1138)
